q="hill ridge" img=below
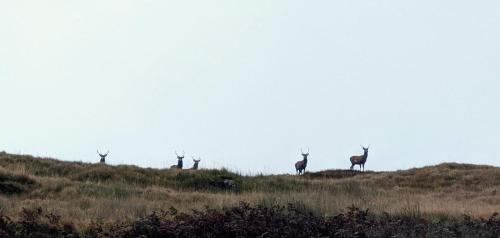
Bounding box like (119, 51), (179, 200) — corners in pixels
(1, 151), (500, 224)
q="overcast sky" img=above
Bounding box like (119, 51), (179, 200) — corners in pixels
(1, 1), (499, 174)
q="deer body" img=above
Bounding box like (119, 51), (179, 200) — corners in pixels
(295, 149), (309, 175)
(350, 146), (369, 171)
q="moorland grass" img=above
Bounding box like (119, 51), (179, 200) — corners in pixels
(1, 152), (500, 227)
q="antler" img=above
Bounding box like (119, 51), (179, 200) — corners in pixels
(175, 151), (185, 157)
(98, 150), (109, 156)
(360, 144), (370, 149)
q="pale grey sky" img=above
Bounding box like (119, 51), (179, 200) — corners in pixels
(1, 1), (499, 174)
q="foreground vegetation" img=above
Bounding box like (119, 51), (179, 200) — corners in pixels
(2, 203), (500, 237)
(1, 151), (500, 236)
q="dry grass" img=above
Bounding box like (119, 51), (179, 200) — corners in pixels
(1, 152), (500, 228)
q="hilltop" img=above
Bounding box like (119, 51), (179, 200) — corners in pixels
(1, 152), (500, 227)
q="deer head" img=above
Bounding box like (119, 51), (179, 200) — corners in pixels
(301, 148), (310, 160)
(192, 156), (201, 169)
(97, 150), (109, 163)
(192, 157), (201, 164)
(360, 145), (370, 154)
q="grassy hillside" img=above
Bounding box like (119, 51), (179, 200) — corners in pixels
(1, 151), (500, 228)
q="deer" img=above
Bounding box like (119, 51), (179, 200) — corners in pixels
(295, 148), (309, 175)
(350, 145), (369, 172)
(191, 157), (201, 170)
(97, 150), (109, 164)
(170, 151), (184, 169)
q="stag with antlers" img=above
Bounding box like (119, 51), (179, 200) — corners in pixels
(170, 151), (185, 169)
(191, 157), (201, 170)
(295, 148), (309, 175)
(97, 150), (109, 164)
(350, 145), (369, 172)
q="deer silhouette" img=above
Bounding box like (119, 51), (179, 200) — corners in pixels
(191, 157), (201, 170)
(350, 145), (369, 172)
(295, 148), (309, 175)
(170, 151), (185, 169)
(97, 150), (109, 164)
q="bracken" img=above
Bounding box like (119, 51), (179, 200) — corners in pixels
(0, 204), (499, 237)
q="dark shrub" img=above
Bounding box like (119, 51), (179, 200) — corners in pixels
(173, 169), (242, 191)
(0, 204), (500, 237)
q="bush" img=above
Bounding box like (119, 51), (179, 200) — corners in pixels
(172, 169), (242, 191)
(0, 207), (78, 237)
